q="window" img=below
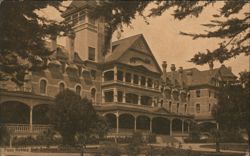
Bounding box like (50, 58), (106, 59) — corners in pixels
(91, 88), (96, 102)
(117, 71), (123, 81)
(141, 76), (146, 86)
(196, 104), (200, 113)
(125, 93), (138, 104)
(133, 74), (139, 84)
(59, 83), (65, 92)
(40, 80), (47, 94)
(208, 103), (211, 112)
(147, 78), (152, 88)
(88, 47), (95, 61)
(104, 91), (113, 102)
(91, 70), (96, 80)
(196, 90), (201, 97)
(125, 73), (131, 83)
(180, 93), (186, 102)
(165, 89), (171, 99)
(104, 71), (114, 81)
(173, 91), (179, 101)
(117, 91), (123, 102)
(177, 103), (179, 113)
(76, 85), (81, 95)
(141, 96), (152, 106)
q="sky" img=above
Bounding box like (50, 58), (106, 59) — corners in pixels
(42, 1), (249, 76)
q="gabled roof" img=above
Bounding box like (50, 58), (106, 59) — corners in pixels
(105, 34), (162, 74)
(105, 34), (142, 63)
(165, 65), (237, 87)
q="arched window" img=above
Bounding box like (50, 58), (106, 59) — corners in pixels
(196, 104), (200, 113)
(76, 85), (81, 95)
(40, 79), (47, 94)
(177, 103), (179, 113)
(59, 83), (65, 92)
(91, 88), (96, 102)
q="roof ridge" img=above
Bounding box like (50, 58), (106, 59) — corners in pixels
(112, 34), (143, 45)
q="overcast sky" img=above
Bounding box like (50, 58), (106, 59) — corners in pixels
(43, 1), (249, 76)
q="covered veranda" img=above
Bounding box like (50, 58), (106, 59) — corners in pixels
(97, 105), (193, 137)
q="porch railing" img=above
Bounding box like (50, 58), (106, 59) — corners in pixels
(2, 124), (52, 134)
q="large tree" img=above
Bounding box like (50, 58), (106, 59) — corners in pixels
(48, 89), (102, 145)
(212, 72), (250, 145)
(91, 0), (249, 64)
(0, 0), (67, 85)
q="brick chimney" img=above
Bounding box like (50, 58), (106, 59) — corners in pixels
(162, 61), (167, 82)
(66, 30), (75, 63)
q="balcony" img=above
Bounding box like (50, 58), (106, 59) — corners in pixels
(102, 80), (161, 93)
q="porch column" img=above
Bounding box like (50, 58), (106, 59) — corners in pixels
(182, 120), (184, 134)
(102, 91), (105, 103)
(134, 117), (137, 132)
(151, 97), (154, 107)
(138, 95), (141, 105)
(122, 91), (126, 103)
(116, 113), (119, 134)
(102, 72), (105, 82)
(138, 76), (141, 86)
(114, 88), (118, 102)
(122, 70), (126, 82)
(169, 119), (173, 136)
(114, 66), (118, 81)
(149, 118), (152, 133)
(29, 106), (33, 132)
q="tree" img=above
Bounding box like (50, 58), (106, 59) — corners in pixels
(0, 0), (67, 85)
(212, 72), (250, 146)
(91, 1), (249, 64)
(48, 89), (99, 145)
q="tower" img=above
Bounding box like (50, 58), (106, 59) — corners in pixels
(62, 0), (106, 63)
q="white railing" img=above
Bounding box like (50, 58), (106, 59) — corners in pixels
(3, 124), (52, 134)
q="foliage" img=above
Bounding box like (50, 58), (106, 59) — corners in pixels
(218, 130), (245, 143)
(212, 72), (250, 145)
(101, 142), (122, 156)
(0, 126), (10, 146)
(91, 1), (249, 64)
(127, 132), (144, 156)
(48, 89), (103, 146)
(89, 115), (109, 139)
(146, 133), (156, 143)
(36, 128), (56, 148)
(0, 0), (68, 85)
(12, 136), (37, 147)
